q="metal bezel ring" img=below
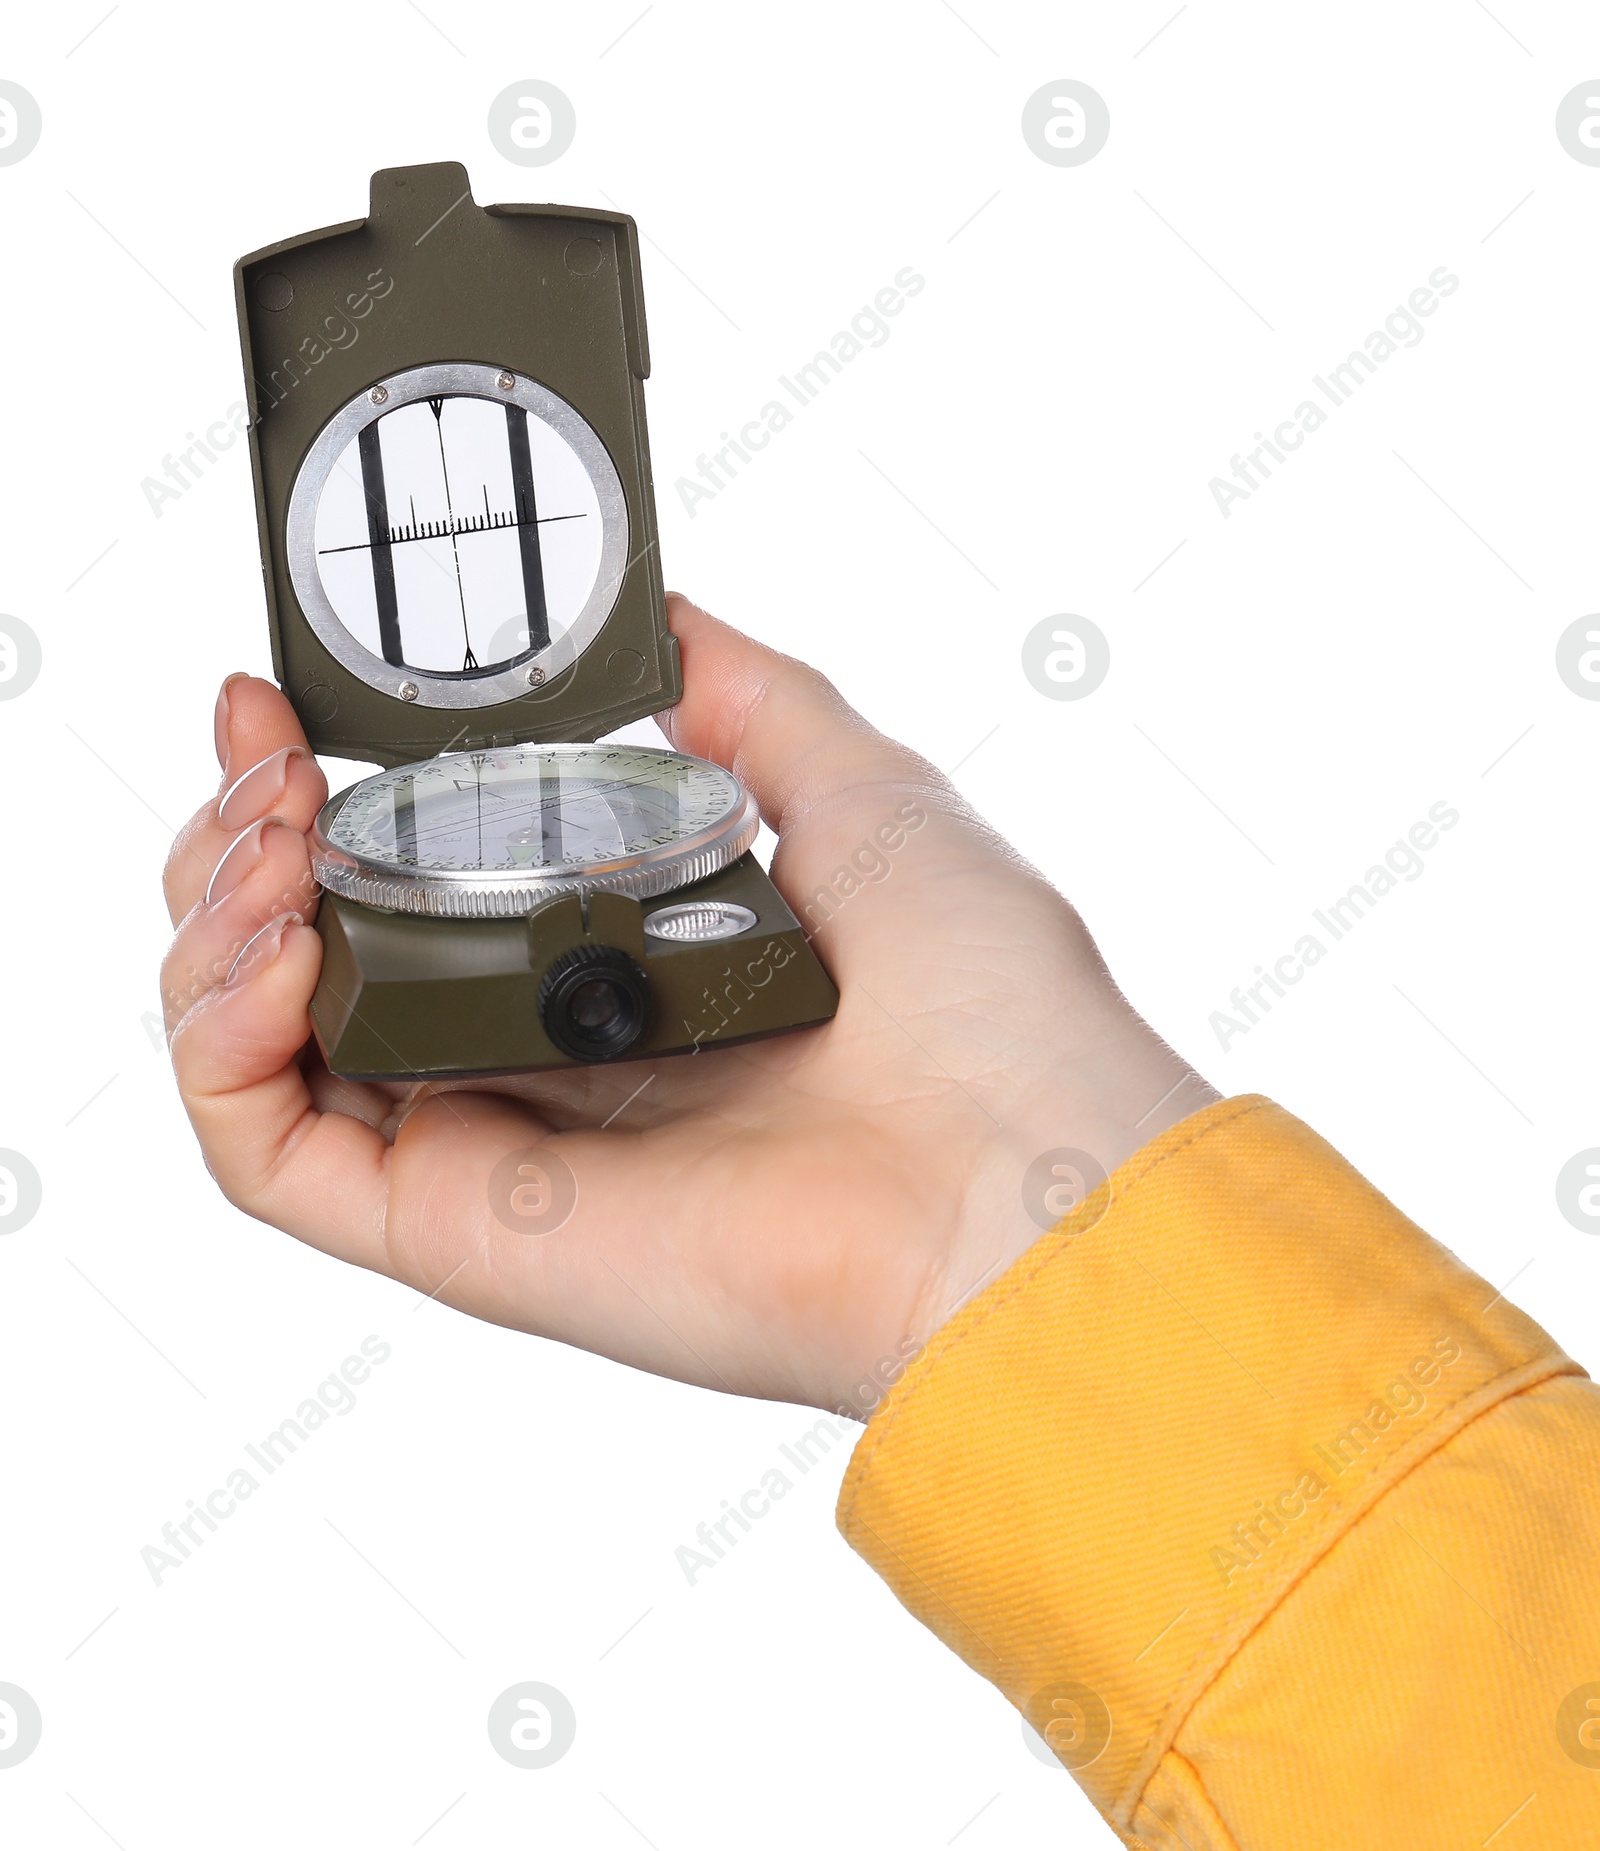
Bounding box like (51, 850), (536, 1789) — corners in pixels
(286, 362), (630, 711)
(309, 746), (760, 919)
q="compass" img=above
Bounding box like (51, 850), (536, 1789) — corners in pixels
(234, 162), (837, 1079)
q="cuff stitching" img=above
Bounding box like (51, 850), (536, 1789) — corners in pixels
(1118, 1352), (1581, 1828)
(1135, 1750), (1245, 1851)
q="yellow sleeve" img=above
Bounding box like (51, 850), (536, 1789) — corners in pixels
(837, 1096), (1599, 1850)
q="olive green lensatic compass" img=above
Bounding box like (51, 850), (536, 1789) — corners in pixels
(235, 162), (837, 1079)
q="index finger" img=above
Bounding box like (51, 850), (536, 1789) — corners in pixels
(163, 675), (327, 925)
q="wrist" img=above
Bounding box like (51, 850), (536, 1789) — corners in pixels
(912, 1023), (1221, 1379)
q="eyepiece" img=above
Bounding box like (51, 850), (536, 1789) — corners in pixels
(538, 945), (652, 1062)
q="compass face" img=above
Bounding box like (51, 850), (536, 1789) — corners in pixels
(287, 363), (629, 710)
(311, 742), (760, 917)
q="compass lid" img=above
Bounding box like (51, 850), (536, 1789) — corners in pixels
(233, 162), (680, 767)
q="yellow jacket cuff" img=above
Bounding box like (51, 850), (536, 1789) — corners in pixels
(837, 1096), (1596, 1849)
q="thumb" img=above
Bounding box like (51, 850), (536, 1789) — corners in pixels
(657, 593), (939, 838)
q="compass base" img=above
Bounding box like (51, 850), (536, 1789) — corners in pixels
(308, 853), (838, 1081)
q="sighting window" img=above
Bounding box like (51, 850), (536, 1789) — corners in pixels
(287, 363), (628, 709)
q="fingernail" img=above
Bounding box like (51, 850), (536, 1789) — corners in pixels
(206, 817), (290, 906)
(225, 913), (301, 986)
(218, 746), (306, 830)
(214, 673), (249, 768)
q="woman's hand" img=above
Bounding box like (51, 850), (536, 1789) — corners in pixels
(162, 596), (1216, 1415)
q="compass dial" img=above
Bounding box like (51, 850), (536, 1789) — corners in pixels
(286, 362), (630, 711)
(311, 742), (759, 917)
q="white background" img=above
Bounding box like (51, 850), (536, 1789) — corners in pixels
(2, 3), (1599, 1846)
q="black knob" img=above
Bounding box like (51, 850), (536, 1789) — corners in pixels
(537, 945), (652, 1063)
